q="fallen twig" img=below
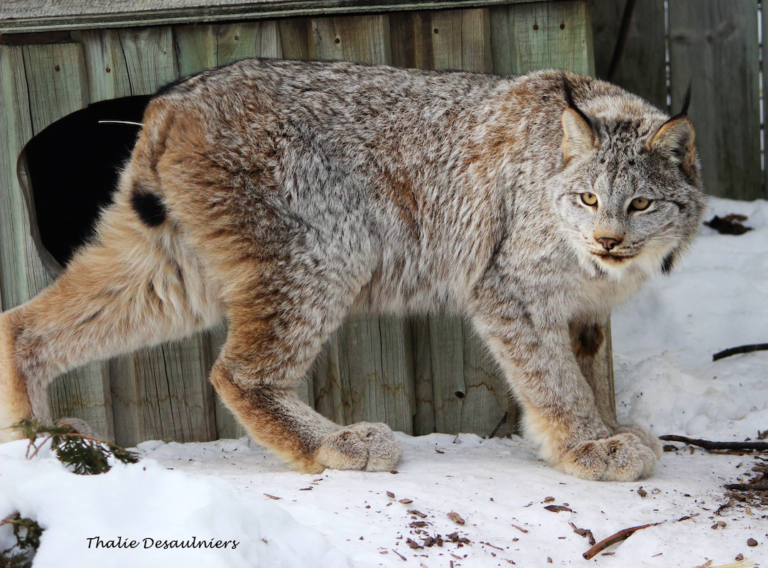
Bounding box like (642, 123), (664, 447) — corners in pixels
(583, 522), (662, 560)
(482, 541), (504, 551)
(660, 435), (768, 452)
(724, 483), (768, 492)
(391, 548), (407, 561)
(582, 515), (696, 560)
(489, 412), (508, 439)
(569, 522), (596, 545)
(713, 343), (768, 362)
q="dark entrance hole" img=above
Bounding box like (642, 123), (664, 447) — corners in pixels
(21, 95), (152, 273)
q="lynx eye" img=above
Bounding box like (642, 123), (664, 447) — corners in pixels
(580, 192), (598, 207)
(630, 196), (652, 211)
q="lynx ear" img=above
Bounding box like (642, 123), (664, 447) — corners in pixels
(648, 116), (696, 170)
(561, 76), (597, 165)
(648, 84), (696, 175)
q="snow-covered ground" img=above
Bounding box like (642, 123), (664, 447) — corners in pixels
(614, 198), (768, 442)
(1, 196), (766, 567)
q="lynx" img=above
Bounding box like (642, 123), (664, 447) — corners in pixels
(0, 60), (705, 481)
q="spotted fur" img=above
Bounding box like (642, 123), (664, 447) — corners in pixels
(0, 60), (704, 479)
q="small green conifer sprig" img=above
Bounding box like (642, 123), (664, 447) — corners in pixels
(0, 513), (44, 568)
(12, 418), (139, 475)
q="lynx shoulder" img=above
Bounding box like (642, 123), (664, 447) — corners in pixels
(0, 60), (705, 480)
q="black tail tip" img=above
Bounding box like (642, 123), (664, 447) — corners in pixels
(131, 186), (167, 228)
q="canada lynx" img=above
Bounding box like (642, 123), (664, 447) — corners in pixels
(0, 60), (705, 481)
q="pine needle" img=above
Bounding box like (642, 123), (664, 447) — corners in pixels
(0, 513), (44, 568)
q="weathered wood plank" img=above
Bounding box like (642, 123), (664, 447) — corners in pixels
(312, 336), (346, 425)
(334, 316), (414, 433)
(428, 315), (465, 433)
(306, 14), (415, 434)
(218, 21), (282, 65)
(174, 24), (218, 75)
(588, 0), (666, 109)
(117, 27), (178, 94)
(278, 19), (310, 60)
(308, 14), (391, 64)
(670, 0), (761, 200)
(70, 30), (132, 102)
(462, 321), (513, 436)
(763, 2), (768, 199)
(500, 0), (593, 76)
(0, 46), (33, 312)
(0, 0), (557, 34)
(9, 43), (115, 439)
(409, 317), (435, 435)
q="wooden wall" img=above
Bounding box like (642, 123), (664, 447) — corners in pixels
(590, 0), (763, 201)
(0, 0), (597, 444)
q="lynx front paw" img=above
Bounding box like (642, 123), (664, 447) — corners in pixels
(558, 433), (657, 481)
(316, 422), (401, 472)
(614, 424), (663, 458)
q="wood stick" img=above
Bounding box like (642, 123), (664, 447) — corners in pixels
(724, 483), (768, 491)
(489, 412), (508, 439)
(713, 343), (768, 361)
(583, 515), (696, 560)
(660, 435), (768, 452)
(583, 522), (662, 560)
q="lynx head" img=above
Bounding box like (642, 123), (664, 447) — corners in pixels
(552, 76), (706, 280)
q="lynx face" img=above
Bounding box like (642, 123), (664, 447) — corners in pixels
(553, 87), (706, 279)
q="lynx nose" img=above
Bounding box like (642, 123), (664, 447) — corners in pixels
(595, 236), (622, 251)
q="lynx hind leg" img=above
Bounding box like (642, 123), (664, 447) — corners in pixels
(0, 310), (33, 441)
(210, 267), (400, 473)
(571, 321), (662, 459)
(0, 183), (220, 441)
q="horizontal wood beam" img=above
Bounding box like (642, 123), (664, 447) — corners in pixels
(0, 0), (562, 34)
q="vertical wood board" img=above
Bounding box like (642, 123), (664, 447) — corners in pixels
(669, 0), (761, 200)
(4, 42), (115, 439)
(588, 0), (667, 110)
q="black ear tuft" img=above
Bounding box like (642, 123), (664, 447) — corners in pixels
(669, 83), (692, 121)
(561, 73), (593, 129)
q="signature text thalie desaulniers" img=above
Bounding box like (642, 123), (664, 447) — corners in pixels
(86, 536), (240, 550)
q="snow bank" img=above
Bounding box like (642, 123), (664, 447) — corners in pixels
(613, 197), (768, 439)
(0, 439), (352, 568)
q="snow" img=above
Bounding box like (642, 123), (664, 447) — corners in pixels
(0, 438), (351, 568)
(0, 196), (766, 567)
(613, 197), (768, 440)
